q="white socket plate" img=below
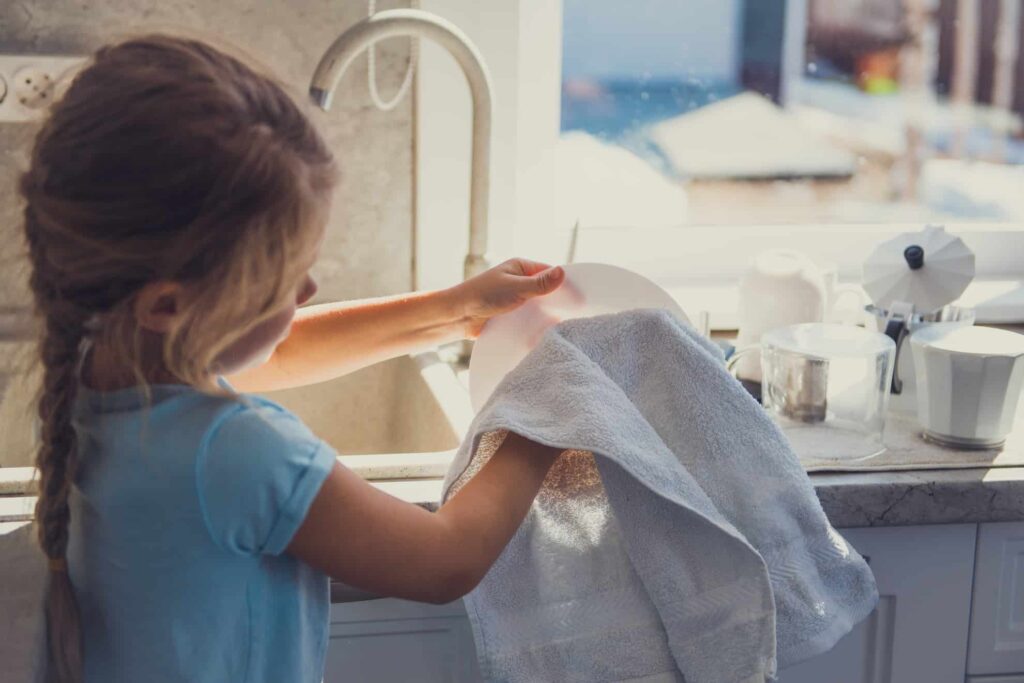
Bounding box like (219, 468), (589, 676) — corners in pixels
(0, 55), (86, 123)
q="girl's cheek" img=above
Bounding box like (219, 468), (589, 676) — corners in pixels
(297, 276), (317, 306)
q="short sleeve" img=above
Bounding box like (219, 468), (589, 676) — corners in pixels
(196, 401), (337, 556)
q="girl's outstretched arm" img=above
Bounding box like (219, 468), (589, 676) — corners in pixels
(229, 287), (464, 393)
(229, 259), (564, 393)
(287, 431), (559, 604)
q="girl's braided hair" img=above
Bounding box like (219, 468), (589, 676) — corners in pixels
(18, 34), (337, 681)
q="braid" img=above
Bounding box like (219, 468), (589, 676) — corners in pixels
(36, 313), (86, 561)
(26, 207), (86, 683)
(17, 34), (336, 682)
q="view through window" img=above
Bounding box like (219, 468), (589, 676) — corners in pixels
(558, 0), (1024, 230)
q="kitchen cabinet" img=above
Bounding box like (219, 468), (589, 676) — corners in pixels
(324, 524), (994, 683)
(968, 522), (1024, 677)
(324, 597), (482, 683)
(778, 524), (977, 683)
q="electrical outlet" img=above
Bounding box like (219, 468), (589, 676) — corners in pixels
(13, 66), (55, 110)
(0, 55), (85, 123)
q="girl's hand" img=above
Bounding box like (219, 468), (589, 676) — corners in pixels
(450, 258), (566, 339)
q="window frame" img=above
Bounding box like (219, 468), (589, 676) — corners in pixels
(415, 0), (561, 293)
(415, 0), (1024, 321)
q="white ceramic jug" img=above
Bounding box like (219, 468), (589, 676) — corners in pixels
(735, 250), (867, 381)
(910, 325), (1024, 449)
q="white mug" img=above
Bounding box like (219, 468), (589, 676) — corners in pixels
(910, 325), (1024, 448)
(734, 251), (866, 381)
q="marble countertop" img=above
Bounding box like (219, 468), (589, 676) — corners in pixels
(811, 467), (1024, 527)
(6, 419), (1024, 605)
(364, 465), (1024, 529)
(7, 466), (1022, 535)
(6, 465), (1020, 605)
(7, 463), (1022, 531)
(319, 466), (1024, 603)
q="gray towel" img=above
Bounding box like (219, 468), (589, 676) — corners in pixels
(443, 309), (877, 683)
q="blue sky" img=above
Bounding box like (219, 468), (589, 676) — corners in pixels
(561, 0), (741, 82)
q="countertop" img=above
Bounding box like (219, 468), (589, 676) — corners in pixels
(7, 463), (1023, 531)
(378, 464), (1024, 529)
(5, 419), (1024, 608)
(7, 466), (1018, 605)
(5, 350), (1024, 532)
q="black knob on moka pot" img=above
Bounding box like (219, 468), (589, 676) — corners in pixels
(903, 245), (925, 270)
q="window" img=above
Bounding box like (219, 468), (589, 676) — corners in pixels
(416, 0), (1024, 327)
(558, 0), (1024, 228)
(555, 0), (1024, 326)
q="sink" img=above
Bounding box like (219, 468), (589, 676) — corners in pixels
(264, 351), (473, 479)
(0, 344), (474, 482)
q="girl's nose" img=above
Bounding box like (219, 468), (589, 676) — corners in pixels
(297, 275), (317, 306)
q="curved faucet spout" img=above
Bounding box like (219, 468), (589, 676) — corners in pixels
(310, 9), (494, 289)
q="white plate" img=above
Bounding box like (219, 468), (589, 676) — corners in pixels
(468, 262), (690, 412)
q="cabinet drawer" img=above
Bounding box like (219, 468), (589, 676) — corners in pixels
(326, 599), (483, 683)
(331, 597), (468, 623)
(780, 525), (977, 683)
(969, 522), (1024, 676)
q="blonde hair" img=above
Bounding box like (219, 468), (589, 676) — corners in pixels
(18, 34), (337, 681)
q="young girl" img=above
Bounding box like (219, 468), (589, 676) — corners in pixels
(22, 35), (566, 682)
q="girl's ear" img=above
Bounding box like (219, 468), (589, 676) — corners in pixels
(133, 281), (186, 333)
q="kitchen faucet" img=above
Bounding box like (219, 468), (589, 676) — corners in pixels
(310, 9), (494, 360)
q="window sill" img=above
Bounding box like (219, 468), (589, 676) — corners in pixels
(662, 278), (1024, 332)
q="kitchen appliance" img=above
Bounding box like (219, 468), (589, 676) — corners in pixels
(468, 262), (690, 412)
(910, 325), (1024, 449)
(866, 303), (976, 414)
(729, 323), (896, 461)
(862, 225), (976, 414)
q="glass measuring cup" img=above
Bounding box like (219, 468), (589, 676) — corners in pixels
(728, 323), (896, 462)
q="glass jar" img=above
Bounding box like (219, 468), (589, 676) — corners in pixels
(730, 323), (896, 462)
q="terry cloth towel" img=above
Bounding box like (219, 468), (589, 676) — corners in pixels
(443, 309), (877, 683)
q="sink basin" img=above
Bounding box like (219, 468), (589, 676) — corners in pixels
(0, 344), (474, 481)
(265, 351), (473, 479)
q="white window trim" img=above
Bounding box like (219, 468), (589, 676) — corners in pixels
(415, 0), (561, 293)
(415, 1), (1024, 326)
(566, 222), (1024, 283)
(563, 222), (1024, 328)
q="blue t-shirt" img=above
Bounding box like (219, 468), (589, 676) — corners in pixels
(67, 381), (337, 683)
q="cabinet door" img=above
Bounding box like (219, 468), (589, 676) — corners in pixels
(779, 524), (977, 683)
(968, 522), (1024, 676)
(324, 598), (483, 683)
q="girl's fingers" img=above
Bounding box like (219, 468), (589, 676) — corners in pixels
(507, 257), (553, 277)
(529, 266), (564, 293)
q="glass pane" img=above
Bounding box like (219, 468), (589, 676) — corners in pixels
(559, 0), (1024, 229)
